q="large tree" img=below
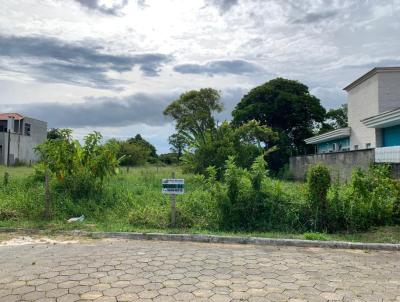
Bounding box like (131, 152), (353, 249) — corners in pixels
(127, 134), (157, 159)
(168, 132), (187, 160)
(319, 104), (348, 134)
(118, 134), (158, 166)
(232, 78), (326, 171)
(164, 88), (223, 141)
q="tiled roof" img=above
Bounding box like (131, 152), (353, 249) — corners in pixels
(0, 113), (24, 120)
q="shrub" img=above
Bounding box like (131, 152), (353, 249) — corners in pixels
(159, 153), (180, 165)
(35, 129), (120, 199)
(177, 189), (219, 229)
(307, 164), (331, 231)
(0, 208), (19, 220)
(128, 205), (170, 229)
(328, 164), (397, 232)
(217, 155), (304, 231)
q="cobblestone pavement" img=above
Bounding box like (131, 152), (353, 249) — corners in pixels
(0, 237), (399, 302)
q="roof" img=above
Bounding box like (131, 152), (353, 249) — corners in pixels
(305, 127), (351, 145)
(0, 113), (24, 120)
(362, 107), (400, 128)
(343, 67), (400, 91)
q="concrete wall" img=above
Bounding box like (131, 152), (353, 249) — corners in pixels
(0, 117), (47, 165)
(289, 149), (375, 181)
(347, 74), (379, 150)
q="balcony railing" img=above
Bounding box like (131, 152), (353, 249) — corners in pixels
(375, 146), (400, 163)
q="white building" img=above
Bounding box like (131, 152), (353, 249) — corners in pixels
(305, 67), (400, 161)
(0, 113), (47, 165)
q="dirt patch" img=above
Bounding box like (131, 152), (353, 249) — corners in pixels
(0, 235), (79, 246)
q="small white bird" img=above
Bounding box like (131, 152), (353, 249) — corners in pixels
(67, 215), (85, 223)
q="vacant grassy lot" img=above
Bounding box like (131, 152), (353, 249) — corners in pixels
(0, 165), (399, 244)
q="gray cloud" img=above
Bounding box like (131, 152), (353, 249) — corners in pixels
(3, 87), (247, 128)
(292, 10), (338, 24)
(5, 92), (180, 128)
(74, 0), (128, 15)
(174, 59), (262, 76)
(216, 87), (248, 121)
(0, 35), (171, 89)
(205, 0), (239, 14)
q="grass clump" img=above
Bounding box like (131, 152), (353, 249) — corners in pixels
(303, 232), (329, 241)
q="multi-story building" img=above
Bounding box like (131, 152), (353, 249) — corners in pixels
(0, 113), (47, 165)
(305, 67), (400, 159)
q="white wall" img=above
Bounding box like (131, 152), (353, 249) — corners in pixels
(1, 117), (47, 165)
(347, 74), (380, 149)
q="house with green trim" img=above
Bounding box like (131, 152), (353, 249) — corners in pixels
(305, 67), (400, 162)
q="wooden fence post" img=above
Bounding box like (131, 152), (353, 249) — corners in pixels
(170, 171), (176, 227)
(4, 172), (9, 186)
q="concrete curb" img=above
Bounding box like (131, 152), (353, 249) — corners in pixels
(1, 227), (400, 251)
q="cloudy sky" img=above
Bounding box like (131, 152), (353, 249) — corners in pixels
(1, 0), (400, 153)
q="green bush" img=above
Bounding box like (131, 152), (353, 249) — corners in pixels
(328, 165), (397, 232)
(307, 164), (331, 231)
(0, 177), (44, 220)
(35, 130), (120, 199)
(128, 205), (170, 229)
(217, 155), (307, 232)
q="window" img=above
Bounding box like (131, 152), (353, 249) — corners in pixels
(354, 145), (358, 150)
(24, 123), (31, 136)
(366, 143), (371, 149)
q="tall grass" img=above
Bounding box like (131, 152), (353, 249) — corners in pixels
(0, 163), (399, 234)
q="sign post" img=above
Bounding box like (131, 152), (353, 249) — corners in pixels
(162, 172), (184, 227)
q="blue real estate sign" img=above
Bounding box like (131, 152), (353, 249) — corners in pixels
(162, 178), (184, 194)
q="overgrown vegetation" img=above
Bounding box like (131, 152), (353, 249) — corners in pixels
(35, 129), (120, 199)
(1, 153), (399, 238)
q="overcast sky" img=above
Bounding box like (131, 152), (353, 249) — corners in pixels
(1, 0), (400, 153)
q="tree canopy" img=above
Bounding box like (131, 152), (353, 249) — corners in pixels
(118, 134), (158, 166)
(232, 78), (326, 171)
(164, 88), (223, 140)
(168, 132), (187, 160)
(319, 104), (348, 134)
(182, 120), (278, 178)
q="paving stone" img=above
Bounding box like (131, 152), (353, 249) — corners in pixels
(116, 293), (139, 301)
(46, 288), (68, 298)
(103, 288), (124, 297)
(12, 285), (35, 295)
(58, 293), (80, 302)
(211, 293), (232, 302)
(80, 291), (103, 300)
(22, 291), (46, 300)
(138, 290), (159, 299)
(0, 236), (398, 302)
(2, 295), (22, 302)
(174, 292), (195, 300)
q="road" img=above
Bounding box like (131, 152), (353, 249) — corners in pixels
(0, 236), (399, 301)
